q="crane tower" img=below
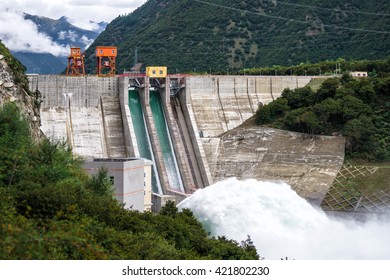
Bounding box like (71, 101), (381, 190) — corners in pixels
(96, 46), (117, 77)
(66, 47), (85, 76)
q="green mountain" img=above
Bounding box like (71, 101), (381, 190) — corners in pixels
(84, 0), (390, 73)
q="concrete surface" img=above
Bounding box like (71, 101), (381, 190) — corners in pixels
(100, 96), (127, 158)
(30, 75), (119, 159)
(184, 75), (312, 137)
(202, 127), (345, 204)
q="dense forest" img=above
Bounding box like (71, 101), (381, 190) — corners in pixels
(256, 70), (390, 161)
(85, 0), (390, 73)
(0, 103), (258, 260)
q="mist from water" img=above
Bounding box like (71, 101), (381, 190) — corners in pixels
(178, 178), (390, 260)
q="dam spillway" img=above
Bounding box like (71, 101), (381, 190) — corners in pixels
(29, 74), (345, 205)
(149, 90), (184, 193)
(128, 89), (161, 194)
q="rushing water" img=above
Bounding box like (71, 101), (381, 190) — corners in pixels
(178, 177), (390, 260)
(149, 90), (184, 192)
(128, 90), (162, 194)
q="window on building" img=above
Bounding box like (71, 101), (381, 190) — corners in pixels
(109, 176), (115, 185)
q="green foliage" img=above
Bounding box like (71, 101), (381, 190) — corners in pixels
(282, 87), (316, 109)
(87, 167), (114, 196)
(0, 103), (32, 187)
(0, 104), (258, 260)
(84, 1), (390, 73)
(256, 73), (390, 161)
(256, 98), (289, 125)
(159, 200), (178, 217)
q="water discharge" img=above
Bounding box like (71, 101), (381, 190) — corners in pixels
(178, 178), (390, 260)
(128, 90), (161, 194)
(149, 90), (184, 192)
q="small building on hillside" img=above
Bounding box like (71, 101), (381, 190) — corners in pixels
(83, 158), (152, 212)
(350, 71), (368, 77)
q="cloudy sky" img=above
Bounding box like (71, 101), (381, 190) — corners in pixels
(0, 0), (147, 55)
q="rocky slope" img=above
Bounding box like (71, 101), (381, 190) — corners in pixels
(0, 41), (41, 139)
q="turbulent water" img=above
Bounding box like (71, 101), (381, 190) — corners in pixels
(178, 178), (390, 260)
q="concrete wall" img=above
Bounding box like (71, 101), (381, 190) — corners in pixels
(184, 75), (312, 137)
(119, 78), (137, 157)
(100, 95), (127, 158)
(202, 127), (345, 204)
(83, 158), (152, 212)
(29, 75), (118, 159)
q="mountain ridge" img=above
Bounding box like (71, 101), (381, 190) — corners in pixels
(11, 13), (107, 74)
(84, 0), (390, 73)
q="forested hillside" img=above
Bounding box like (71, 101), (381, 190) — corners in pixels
(85, 0), (390, 73)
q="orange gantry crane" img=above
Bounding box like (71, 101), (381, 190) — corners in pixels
(66, 47), (85, 76)
(96, 46), (117, 77)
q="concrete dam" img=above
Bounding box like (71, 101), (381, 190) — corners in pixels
(29, 74), (345, 205)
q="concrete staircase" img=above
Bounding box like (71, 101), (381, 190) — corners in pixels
(100, 96), (127, 158)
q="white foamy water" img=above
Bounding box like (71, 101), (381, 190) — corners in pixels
(178, 178), (390, 260)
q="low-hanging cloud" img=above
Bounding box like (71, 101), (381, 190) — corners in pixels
(58, 30), (78, 42)
(0, 8), (69, 56)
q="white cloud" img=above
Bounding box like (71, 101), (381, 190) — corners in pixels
(58, 30), (78, 42)
(80, 35), (94, 49)
(0, 1), (147, 55)
(0, 8), (69, 56)
(66, 18), (102, 32)
(2, 0), (147, 23)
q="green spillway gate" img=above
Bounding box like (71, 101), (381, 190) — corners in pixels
(128, 90), (161, 194)
(149, 90), (184, 192)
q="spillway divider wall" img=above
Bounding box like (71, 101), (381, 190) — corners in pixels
(181, 77), (214, 186)
(161, 77), (196, 193)
(119, 77), (136, 157)
(99, 96), (110, 157)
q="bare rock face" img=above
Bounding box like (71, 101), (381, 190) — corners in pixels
(0, 51), (42, 140)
